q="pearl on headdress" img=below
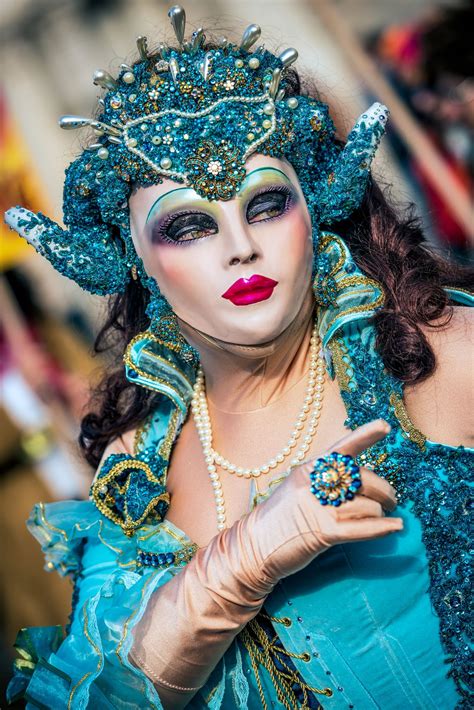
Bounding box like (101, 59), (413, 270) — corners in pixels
(248, 57), (260, 69)
(122, 71), (135, 84)
(97, 147), (109, 160)
(160, 157), (172, 169)
(287, 97), (299, 109)
(234, 59), (244, 69)
(126, 138), (138, 148)
(263, 103), (274, 115)
(262, 119), (272, 129)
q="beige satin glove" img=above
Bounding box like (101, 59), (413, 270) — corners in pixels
(130, 419), (402, 708)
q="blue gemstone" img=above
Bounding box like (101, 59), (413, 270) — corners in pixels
(128, 369), (138, 379)
(165, 552), (175, 564)
(158, 553), (167, 565)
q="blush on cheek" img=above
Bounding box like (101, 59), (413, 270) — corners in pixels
(147, 248), (198, 307)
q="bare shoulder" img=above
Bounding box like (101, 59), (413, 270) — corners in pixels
(91, 428), (138, 484)
(404, 307), (474, 447)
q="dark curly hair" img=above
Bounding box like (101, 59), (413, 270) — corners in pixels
(79, 52), (473, 469)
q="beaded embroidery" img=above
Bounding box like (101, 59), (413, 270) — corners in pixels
(330, 327), (473, 704)
(90, 447), (170, 537)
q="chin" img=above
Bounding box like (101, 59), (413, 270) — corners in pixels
(212, 299), (298, 345)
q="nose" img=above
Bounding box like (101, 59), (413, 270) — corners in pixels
(224, 217), (261, 267)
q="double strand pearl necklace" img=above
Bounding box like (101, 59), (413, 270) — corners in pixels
(191, 324), (326, 531)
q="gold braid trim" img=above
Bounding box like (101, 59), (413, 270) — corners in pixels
(390, 392), (426, 451)
(238, 614), (333, 709)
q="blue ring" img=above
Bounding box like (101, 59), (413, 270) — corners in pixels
(310, 452), (361, 506)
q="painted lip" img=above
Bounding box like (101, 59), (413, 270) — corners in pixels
(221, 274), (279, 306)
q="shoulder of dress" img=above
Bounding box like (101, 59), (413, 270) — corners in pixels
(90, 445), (170, 538)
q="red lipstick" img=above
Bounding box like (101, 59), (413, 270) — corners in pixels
(222, 274), (278, 306)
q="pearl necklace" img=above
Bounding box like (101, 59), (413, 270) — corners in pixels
(191, 324), (326, 530)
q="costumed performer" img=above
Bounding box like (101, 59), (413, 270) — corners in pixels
(5, 5), (473, 709)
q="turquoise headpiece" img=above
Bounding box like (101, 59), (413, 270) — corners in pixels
(5, 5), (389, 296)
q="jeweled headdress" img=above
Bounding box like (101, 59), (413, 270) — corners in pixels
(5, 5), (389, 297)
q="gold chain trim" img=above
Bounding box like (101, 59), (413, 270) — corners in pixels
(123, 331), (194, 393)
(389, 392), (427, 451)
(91, 459), (170, 536)
(158, 407), (180, 461)
(134, 415), (153, 454)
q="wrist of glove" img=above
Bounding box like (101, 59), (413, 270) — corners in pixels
(130, 420), (401, 708)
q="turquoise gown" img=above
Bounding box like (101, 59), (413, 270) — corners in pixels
(8, 235), (473, 709)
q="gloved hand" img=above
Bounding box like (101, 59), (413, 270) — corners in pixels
(130, 419), (401, 708)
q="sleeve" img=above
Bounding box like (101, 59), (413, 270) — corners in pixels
(6, 499), (179, 710)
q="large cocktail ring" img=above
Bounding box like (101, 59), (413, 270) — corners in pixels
(310, 452), (362, 506)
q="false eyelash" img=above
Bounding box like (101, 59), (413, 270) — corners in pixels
(151, 185), (296, 247)
(151, 209), (214, 246)
(245, 184), (295, 224)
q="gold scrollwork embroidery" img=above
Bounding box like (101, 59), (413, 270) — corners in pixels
(327, 338), (352, 392)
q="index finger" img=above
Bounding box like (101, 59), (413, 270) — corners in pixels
(327, 420), (391, 458)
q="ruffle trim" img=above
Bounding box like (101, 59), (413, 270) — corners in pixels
(8, 567), (250, 709)
(26, 500), (140, 576)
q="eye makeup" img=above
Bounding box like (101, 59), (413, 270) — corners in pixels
(145, 166), (299, 246)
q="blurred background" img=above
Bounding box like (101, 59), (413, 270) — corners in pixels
(0, 0), (473, 703)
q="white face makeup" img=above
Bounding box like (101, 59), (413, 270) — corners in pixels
(129, 154), (313, 345)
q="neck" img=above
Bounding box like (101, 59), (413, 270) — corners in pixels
(177, 289), (316, 413)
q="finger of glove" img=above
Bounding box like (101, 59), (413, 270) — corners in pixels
(333, 496), (384, 520)
(4, 207), (48, 250)
(328, 419), (391, 458)
(359, 469), (397, 512)
(334, 515), (403, 544)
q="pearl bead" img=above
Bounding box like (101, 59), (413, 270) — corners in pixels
(235, 59), (244, 68)
(263, 103), (274, 115)
(262, 119), (272, 129)
(248, 57), (260, 69)
(160, 157), (172, 169)
(287, 97), (299, 109)
(126, 138), (137, 148)
(122, 71), (135, 84)
(97, 147), (109, 160)
(191, 325), (325, 533)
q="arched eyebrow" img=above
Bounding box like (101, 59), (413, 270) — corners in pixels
(146, 187), (192, 224)
(145, 166), (294, 223)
